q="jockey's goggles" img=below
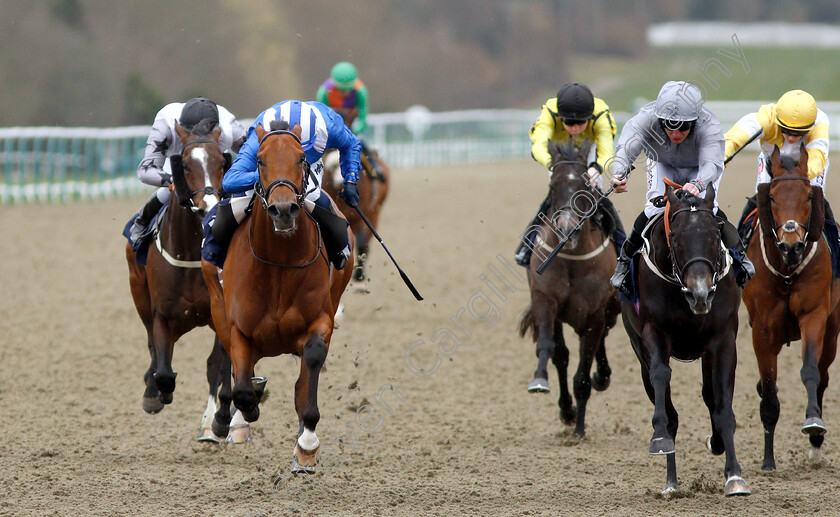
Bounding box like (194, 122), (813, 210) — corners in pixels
(780, 126), (809, 137)
(659, 119), (695, 132)
(562, 117), (589, 126)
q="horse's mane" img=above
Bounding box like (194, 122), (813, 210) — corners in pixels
(190, 117), (219, 137)
(269, 119), (290, 132)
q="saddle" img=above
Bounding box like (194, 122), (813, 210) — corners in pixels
(123, 203), (168, 265)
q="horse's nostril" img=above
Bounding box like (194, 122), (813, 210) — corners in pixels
(794, 241), (806, 254)
(266, 205), (279, 218)
(289, 203), (301, 218)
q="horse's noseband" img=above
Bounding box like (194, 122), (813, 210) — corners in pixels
(668, 205), (726, 292)
(769, 175), (813, 243)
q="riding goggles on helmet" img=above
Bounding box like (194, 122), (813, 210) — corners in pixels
(780, 126), (809, 137)
(563, 117), (589, 126)
(659, 119), (694, 132)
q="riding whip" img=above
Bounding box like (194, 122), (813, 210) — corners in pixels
(353, 206), (423, 301)
(724, 129), (763, 165)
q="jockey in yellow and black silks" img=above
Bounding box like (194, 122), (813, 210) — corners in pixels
(514, 82), (625, 268)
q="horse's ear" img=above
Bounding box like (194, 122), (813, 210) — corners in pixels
(210, 125), (222, 142)
(756, 183), (775, 238)
(175, 124), (190, 144)
(547, 139), (560, 167)
(292, 123), (303, 140)
(666, 184), (679, 207)
(808, 186), (825, 242)
(797, 141), (809, 176)
(579, 138), (591, 161)
(702, 184), (715, 207)
(255, 124), (266, 142)
(769, 146), (781, 179)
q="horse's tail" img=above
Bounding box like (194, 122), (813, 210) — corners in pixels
(518, 305), (536, 340)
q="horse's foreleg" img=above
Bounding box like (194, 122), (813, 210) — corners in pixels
(527, 297), (557, 394)
(812, 318), (839, 457)
(642, 326), (675, 455)
(198, 335), (228, 443)
(142, 333), (164, 414)
(571, 324), (602, 437)
(591, 331), (612, 391)
(704, 340), (750, 496)
(549, 325), (574, 425)
(800, 311), (829, 436)
(151, 316), (177, 404)
(229, 326), (258, 422)
(754, 327), (781, 471)
(292, 334), (328, 474)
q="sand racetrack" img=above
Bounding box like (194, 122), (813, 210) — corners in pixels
(2, 154), (840, 516)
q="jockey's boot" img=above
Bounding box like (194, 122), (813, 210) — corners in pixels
(310, 203), (351, 270)
(599, 197), (627, 255)
(610, 212), (648, 296)
(514, 195), (552, 267)
(719, 209), (755, 287)
(201, 201), (238, 269)
(129, 193), (165, 244)
(733, 240), (755, 287)
(737, 195), (757, 245)
(360, 141), (385, 181)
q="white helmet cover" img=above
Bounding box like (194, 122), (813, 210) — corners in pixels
(654, 81), (703, 122)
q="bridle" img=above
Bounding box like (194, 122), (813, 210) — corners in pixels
(766, 175), (815, 244)
(666, 203), (728, 293)
(180, 137), (225, 211)
(253, 129), (313, 210)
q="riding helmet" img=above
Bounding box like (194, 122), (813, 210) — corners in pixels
(331, 62), (358, 91)
(180, 97), (219, 131)
(556, 83), (594, 121)
(654, 81), (703, 122)
(775, 90), (817, 132)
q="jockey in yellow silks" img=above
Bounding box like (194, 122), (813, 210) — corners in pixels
(514, 82), (626, 267)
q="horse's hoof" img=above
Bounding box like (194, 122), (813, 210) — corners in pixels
(591, 371), (611, 391)
(724, 475), (751, 496)
(649, 436), (675, 455)
(559, 406), (576, 426)
(142, 397), (165, 414)
(226, 424), (253, 444)
(196, 427), (222, 443)
(810, 445), (824, 462)
(704, 435), (724, 455)
(528, 378), (550, 393)
(802, 417), (827, 436)
(661, 484), (677, 497)
(291, 444), (319, 474)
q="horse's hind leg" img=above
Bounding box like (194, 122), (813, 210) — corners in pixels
(352, 229), (370, 284)
(591, 332), (611, 391)
(142, 333), (164, 414)
(570, 322), (604, 437)
(549, 322), (575, 425)
(151, 317), (177, 405)
(292, 334), (328, 474)
(811, 315), (839, 460)
(799, 314), (829, 436)
(230, 327), (259, 423)
(528, 297), (558, 394)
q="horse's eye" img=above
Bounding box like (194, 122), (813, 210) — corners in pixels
(807, 194), (813, 201)
(768, 194), (775, 203)
(256, 157), (264, 167)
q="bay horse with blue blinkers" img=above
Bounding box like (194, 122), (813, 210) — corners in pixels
(620, 181), (750, 496)
(125, 118), (234, 441)
(518, 138), (618, 438)
(202, 119), (353, 472)
(743, 144), (840, 470)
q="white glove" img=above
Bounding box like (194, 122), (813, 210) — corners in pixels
(586, 166), (600, 188)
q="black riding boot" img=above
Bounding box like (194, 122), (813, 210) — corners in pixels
(129, 192), (165, 243)
(737, 195), (757, 245)
(360, 141), (385, 180)
(310, 203), (352, 270)
(599, 197), (627, 254)
(515, 195), (552, 267)
(609, 212), (648, 296)
(718, 208), (755, 287)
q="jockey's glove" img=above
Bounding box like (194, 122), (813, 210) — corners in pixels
(340, 181), (359, 207)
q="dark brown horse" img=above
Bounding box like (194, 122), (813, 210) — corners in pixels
(322, 108), (390, 289)
(621, 183), (749, 496)
(202, 120), (353, 472)
(519, 139), (619, 438)
(743, 145), (840, 470)
(125, 118), (232, 442)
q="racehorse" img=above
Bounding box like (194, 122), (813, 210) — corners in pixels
(202, 119), (353, 472)
(742, 145), (840, 470)
(125, 118), (232, 442)
(518, 138), (619, 438)
(620, 183), (750, 496)
(322, 108), (390, 289)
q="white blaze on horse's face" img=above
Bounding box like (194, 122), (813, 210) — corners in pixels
(186, 147), (219, 211)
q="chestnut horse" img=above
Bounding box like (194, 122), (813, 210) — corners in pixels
(518, 139), (619, 438)
(743, 145), (840, 470)
(621, 184), (749, 496)
(125, 118), (232, 441)
(322, 108), (390, 288)
(202, 119), (353, 471)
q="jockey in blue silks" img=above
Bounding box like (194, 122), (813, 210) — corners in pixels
(202, 100), (361, 270)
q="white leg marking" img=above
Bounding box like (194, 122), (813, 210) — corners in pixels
(298, 428), (320, 451)
(200, 394), (217, 430)
(810, 445), (823, 461)
(230, 408), (248, 428)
